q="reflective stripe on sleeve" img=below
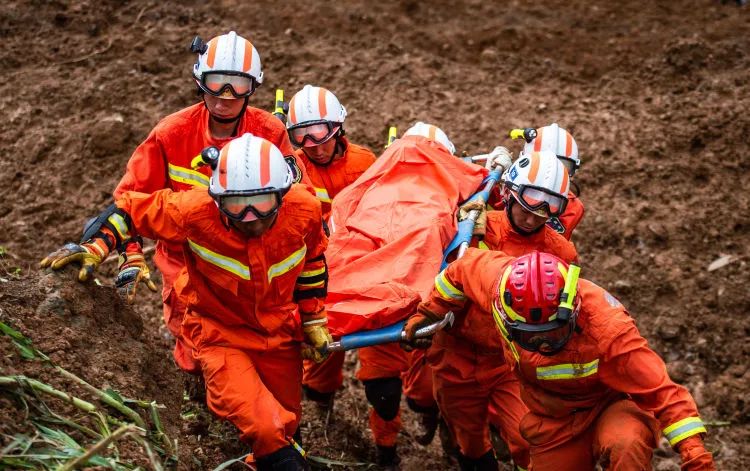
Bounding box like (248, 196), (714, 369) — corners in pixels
(188, 239), (250, 280)
(107, 213), (130, 240)
(663, 417), (706, 446)
(536, 359), (599, 380)
(314, 187), (331, 203)
(268, 245), (307, 282)
(434, 271), (465, 301)
(168, 163), (209, 187)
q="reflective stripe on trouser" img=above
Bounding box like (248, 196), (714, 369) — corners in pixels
(526, 399), (659, 471)
(302, 351), (345, 394)
(433, 349), (530, 467)
(369, 408), (402, 447)
(198, 344), (303, 458)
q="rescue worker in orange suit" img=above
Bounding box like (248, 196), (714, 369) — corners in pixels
(287, 85), (376, 222)
(406, 150), (576, 471)
(404, 250), (716, 471)
(106, 31), (310, 373)
(512, 123), (584, 240)
(43, 134), (331, 471)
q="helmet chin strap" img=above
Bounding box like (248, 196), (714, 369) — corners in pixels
(204, 96), (249, 136)
(506, 197), (545, 236)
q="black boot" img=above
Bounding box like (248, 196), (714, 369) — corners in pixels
(457, 450), (498, 471)
(255, 445), (309, 471)
(302, 385), (335, 411)
(406, 397), (439, 446)
(376, 445), (401, 469)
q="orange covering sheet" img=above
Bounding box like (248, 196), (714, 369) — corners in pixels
(324, 135), (487, 336)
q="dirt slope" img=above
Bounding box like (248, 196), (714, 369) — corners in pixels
(0, 0), (748, 469)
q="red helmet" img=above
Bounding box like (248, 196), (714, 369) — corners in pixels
(492, 251), (581, 356)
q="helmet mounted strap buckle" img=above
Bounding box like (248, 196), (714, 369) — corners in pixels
(190, 36), (208, 54)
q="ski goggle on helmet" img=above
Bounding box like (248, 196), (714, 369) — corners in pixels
(502, 150), (570, 218)
(492, 251), (582, 356)
(191, 31), (264, 99)
(204, 133), (292, 222)
(513, 123), (580, 176)
(286, 85), (347, 147)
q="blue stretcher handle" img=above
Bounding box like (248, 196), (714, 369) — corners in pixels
(335, 321), (407, 351)
(440, 168), (503, 269)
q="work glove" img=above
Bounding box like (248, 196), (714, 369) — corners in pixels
(40, 239), (110, 282)
(487, 146), (513, 173)
(401, 304), (443, 351)
(115, 242), (158, 304)
(458, 195), (488, 236)
(302, 322), (333, 363)
(678, 436), (715, 471)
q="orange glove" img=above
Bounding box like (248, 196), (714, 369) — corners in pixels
(678, 436), (715, 471)
(115, 242), (157, 304)
(401, 303), (444, 351)
(40, 239), (111, 282)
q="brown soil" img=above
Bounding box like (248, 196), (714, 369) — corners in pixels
(1, 0), (748, 469)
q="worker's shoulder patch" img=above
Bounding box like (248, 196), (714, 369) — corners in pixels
(603, 290), (621, 308)
(285, 156), (304, 183)
(546, 217), (566, 234)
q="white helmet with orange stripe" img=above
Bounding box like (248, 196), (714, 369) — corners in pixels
(521, 123), (580, 176)
(502, 150), (570, 219)
(191, 31), (263, 99)
(403, 121), (456, 155)
(207, 133), (292, 222)
(286, 85), (347, 148)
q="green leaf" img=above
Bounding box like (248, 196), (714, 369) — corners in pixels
(307, 455), (377, 469)
(104, 388), (125, 405)
(212, 453), (252, 471)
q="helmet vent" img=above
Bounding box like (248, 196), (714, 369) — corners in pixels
(530, 307), (542, 322)
(503, 291), (513, 307)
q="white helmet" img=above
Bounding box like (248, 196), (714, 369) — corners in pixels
(403, 121), (456, 155)
(208, 133), (292, 221)
(502, 150), (570, 218)
(521, 123), (579, 175)
(191, 31), (263, 99)
(286, 85), (347, 147)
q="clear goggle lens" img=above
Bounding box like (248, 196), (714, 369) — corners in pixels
(289, 122), (339, 147)
(202, 73), (254, 98)
(220, 193), (278, 221)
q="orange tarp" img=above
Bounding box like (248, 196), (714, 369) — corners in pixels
(324, 135), (487, 336)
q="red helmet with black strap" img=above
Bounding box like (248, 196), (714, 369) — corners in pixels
(492, 251), (581, 356)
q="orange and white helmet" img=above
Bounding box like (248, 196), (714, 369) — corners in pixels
(502, 150), (570, 218)
(191, 31), (263, 99)
(521, 123), (580, 175)
(403, 122), (456, 155)
(286, 85), (347, 147)
(207, 133), (292, 222)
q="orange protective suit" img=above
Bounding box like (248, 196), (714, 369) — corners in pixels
(113, 103), (309, 371)
(423, 249), (714, 471)
(295, 138), (376, 221)
(113, 185), (328, 458)
(545, 191), (584, 240)
(427, 211), (577, 467)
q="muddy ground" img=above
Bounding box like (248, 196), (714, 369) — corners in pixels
(0, 0), (748, 469)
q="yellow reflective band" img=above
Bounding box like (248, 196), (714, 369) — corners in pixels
(300, 266), (326, 278)
(297, 280), (325, 288)
(107, 213), (129, 240)
(268, 245), (307, 282)
(434, 271), (465, 301)
(499, 267), (526, 322)
(492, 303), (520, 362)
(663, 417), (706, 446)
(314, 187), (331, 203)
(188, 239), (250, 280)
(168, 163), (209, 187)
(478, 240), (489, 250)
(536, 359), (599, 380)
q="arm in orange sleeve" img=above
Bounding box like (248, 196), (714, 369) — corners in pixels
(114, 189), (191, 245)
(423, 248), (514, 319)
(113, 129), (169, 199)
(598, 320), (709, 450)
(294, 208), (329, 325)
